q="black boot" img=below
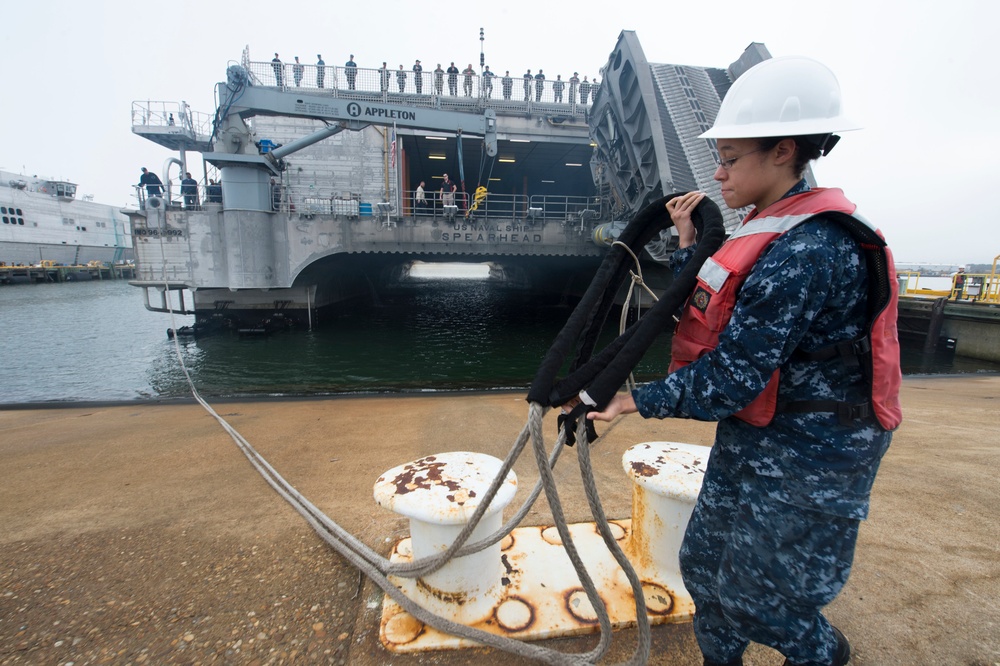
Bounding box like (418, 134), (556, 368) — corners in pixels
(830, 626), (851, 666)
(704, 658), (743, 666)
(782, 625), (851, 666)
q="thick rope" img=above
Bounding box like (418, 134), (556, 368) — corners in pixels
(151, 222), (655, 664)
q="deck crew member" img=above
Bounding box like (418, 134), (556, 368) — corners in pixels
(345, 55), (357, 90)
(271, 53), (283, 87)
(482, 65), (495, 97)
(180, 172), (199, 210)
(579, 76), (590, 106)
(412, 59), (423, 94)
(462, 63), (475, 96)
(206, 179), (222, 204)
(581, 56), (902, 666)
(447, 62), (459, 95)
(434, 63), (444, 95)
(138, 167), (163, 202)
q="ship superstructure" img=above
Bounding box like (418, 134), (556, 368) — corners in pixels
(127, 34), (777, 332)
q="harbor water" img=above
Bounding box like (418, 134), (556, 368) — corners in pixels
(1, 278), (998, 405)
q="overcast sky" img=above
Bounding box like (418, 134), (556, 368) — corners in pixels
(2, 0), (996, 265)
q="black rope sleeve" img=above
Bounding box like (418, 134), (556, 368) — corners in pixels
(526, 193), (725, 409)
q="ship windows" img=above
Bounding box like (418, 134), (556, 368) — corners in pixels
(2, 210), (25, 225)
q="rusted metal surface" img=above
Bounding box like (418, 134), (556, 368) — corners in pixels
(376, 443), (707, 653)
(375, 452), (520, 626)
(622, 442), (708, 504)
(622, 442), (709, 596)
(378, 518), (696, 653)
(374, 452), (518, 525)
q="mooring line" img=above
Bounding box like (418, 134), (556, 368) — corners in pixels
(150, 226), (652, 664)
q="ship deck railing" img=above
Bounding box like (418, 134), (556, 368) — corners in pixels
(131, 101), (213, 137)
(898, 269), (1000, 305)
(244, 60), (594, 117)
(272, 187), (609, 225)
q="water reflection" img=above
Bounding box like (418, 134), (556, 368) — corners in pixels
(1, 278), (997, 404)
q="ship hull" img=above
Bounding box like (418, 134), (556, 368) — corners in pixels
(0, 171), (132, 268)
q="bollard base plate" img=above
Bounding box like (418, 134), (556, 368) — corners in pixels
(378, 518), (694, 653)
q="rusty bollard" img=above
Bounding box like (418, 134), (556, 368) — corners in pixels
(621, 442), (709, 596)
(374, 452), (518, 625)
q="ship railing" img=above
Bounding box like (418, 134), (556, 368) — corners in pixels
(403, 190), (526, 222)
(132, 184), (192, 212)
(272, 185), (363, 216)
(131, 101), (213, 136)
(898, 268), (1000, 304)
(951, 271), (1000, 304)
(243, 60), (591, 117)
(528, 194), (606, 225)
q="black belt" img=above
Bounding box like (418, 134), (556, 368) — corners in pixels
(777, 400), (871, 426)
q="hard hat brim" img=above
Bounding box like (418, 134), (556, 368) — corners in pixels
(700, 117), (862, 139)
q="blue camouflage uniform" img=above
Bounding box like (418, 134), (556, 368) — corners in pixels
(632, 181), (892, 665)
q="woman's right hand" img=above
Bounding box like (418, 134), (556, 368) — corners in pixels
(666, 191), (706, 249)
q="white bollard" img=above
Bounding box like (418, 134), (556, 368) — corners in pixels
(621, 442), (709, 594)
(373, 452), (518, 625)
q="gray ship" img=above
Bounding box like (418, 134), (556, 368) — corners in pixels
(127, 32), (789, 333)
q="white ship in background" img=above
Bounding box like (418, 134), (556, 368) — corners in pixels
(0, 170), (132, 266)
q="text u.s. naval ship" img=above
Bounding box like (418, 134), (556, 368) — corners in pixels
(126, 32), (784, 333)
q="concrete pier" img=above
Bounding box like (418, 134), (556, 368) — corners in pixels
(1, 376), (998, 664)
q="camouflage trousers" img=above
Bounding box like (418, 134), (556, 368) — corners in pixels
(679, 443), (859, 666)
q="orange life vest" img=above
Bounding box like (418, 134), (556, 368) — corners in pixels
(669, 188), (902, 430)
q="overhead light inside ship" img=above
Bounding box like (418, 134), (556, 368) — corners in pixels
(541, 179), (555, 183)
(426, 136), (448, 141)
(565, 163), (583, 167)
(429, 154), (447, 160)
(488, 178), (501, 182)
(510, 139), (531, 143)
(498, 157), (516, 163)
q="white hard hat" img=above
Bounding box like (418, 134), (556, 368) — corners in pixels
(700, 56), (861, 139)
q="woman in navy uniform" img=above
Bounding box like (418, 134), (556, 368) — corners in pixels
(585, 57), (901, 666)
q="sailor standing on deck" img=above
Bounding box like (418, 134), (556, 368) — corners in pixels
(415, 181), (427, 213)
(271, 53), (283, 87)
(412, 59), (423, 94)
(345, 55), (357, 90)
(576, 57), (902, 666)
(138, 167), (163, 202)
(180, 172), (199, 210)
(447, 62), (459, 96)
(579, 76), (591, 106)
